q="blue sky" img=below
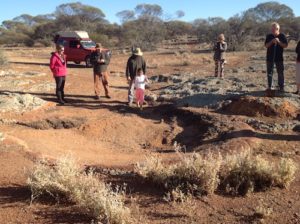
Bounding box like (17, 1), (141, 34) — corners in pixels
(0, 0), (299, 24)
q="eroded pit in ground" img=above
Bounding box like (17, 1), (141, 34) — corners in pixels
(18, 117), (86, 130)
(222, 96), (299, 119)
(150, 105), (252, 152)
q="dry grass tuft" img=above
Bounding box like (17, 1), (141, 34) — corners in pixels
(136, 150), (297, 197)
(220, 150), (297, 195)
(136, 153), (222, 196)
(28, 155), (131, 224)
(0, 49), (8, 66)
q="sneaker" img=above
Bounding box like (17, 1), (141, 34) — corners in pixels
(95, 95), (100, 100)
(128, 102), (133, 107)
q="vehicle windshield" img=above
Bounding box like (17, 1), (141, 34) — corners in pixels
(81, 40), (96, 49)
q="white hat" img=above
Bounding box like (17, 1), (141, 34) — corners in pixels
(133, 48), (143, 56)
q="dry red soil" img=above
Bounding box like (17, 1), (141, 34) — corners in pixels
(0, 47), (299, 223)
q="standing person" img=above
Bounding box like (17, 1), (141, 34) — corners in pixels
(213, 34), (227, 78)
(91, 43), (111, 100)
(50, 44), (67, 105)
(126, 48), (146, 106)
(295, 40), (300, 94)
(265, 22), (288, 93)
(135, 68), (149, 110)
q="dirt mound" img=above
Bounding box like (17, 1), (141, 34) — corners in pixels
(223, 96), (299, 118)
(0, 93), (47, 113)
(18, 117), (86, 130)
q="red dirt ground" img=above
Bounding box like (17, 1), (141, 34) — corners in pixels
(0, 47), (299, 223)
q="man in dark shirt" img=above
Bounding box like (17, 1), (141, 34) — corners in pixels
(91, 43), (111, 99)
(265, 22), (288, 92)
(125, 48), (146, 106)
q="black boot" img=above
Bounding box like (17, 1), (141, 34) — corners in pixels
(56, 91), (65, 105)
(62, 91), (68, 103)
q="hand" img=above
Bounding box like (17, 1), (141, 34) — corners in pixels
(273, 38), (280, 45)
(127, 76), (131, 82)
(100, 59), (105, 63)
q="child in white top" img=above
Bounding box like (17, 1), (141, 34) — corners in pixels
(134, 68), (149, 110)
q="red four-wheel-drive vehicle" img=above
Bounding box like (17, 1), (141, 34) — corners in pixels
(54, 31), (108, 67)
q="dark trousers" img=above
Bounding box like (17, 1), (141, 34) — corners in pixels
(266, 61), (284, 89)
(55, 76), (66, 103)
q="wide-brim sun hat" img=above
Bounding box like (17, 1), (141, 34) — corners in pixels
(133, 48), (143, 56)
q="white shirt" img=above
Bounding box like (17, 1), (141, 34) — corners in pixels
(134, 74), (147, 90)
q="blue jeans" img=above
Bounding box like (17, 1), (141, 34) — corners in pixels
(266, 61), (284, 89)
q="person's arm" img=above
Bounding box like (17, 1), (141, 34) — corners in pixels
(142, 58), (146, 75)
(220, 42), (227, 52)
(145, 75), (150, 84)
(275, 35), (288, 49)
(265, 34), (276, 48)
(126, 59), (130, 80)
(105, 51), (111, 65)
(49, 55), (56, 73)
(213, 43), (217, 51)
(90, 52), (96, 65)
(296, 41), (300, 54)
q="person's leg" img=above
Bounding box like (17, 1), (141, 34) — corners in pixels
(140, 89), (145, 109)
(55, 77), (64, 104)
(61, 76), (66, 101)
(266, 61), (274, 89)
(101, 71), (110, 98)
(94, 73), (101, 99)
(128, 79), (135, 105)
(136, 88), (144, 109)
(214, 60), (219, 77)
(220, 60), (225, 78)
(135, 88), (141, 107)
(276, 61), (284, 91)
(297, 63), (300, 94)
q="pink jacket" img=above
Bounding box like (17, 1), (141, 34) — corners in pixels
(50, 52), (67, 77)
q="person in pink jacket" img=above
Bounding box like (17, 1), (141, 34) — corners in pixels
(50, 44), (67, 105)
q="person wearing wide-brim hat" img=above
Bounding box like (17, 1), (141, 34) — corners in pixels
(90, 43), (111, 100)
(126, 47), (146, 106)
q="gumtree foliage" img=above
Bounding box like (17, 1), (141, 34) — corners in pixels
(244, 1), (294, 22)
(164, 20), (193, 38)
(226, 13), (258, 50)
(175, 10), (185, 19)
(193, 17), (228, 44)
(121, 18), (166, 50)
(116, 10), (136, 23)
(55, 2), (106, 22)
(13, 14), (35, 26)
(135, 4), (163, 19)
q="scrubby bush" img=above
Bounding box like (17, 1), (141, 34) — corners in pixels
(220, 151), (297, 195)
(136, 150), (297, 198)
(136, 153), (222, 196)
(0, 50), (8, 66)
(28, 156), (131, 224)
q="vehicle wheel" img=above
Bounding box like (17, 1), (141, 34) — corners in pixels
(74, 61), (81, 65)
(85, 56), (92, 68)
